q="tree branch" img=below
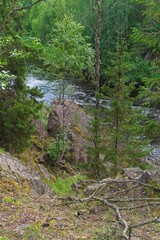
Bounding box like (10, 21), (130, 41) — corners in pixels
(11, 0), (44, 13)
(0, 0), (44, 32)
(94, 197), (129, 240)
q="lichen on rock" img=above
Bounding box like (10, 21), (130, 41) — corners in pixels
(0, 153), (52, 196)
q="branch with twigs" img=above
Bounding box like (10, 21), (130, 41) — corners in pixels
(0, 0), (44, 32)
(59, 176), (160, 239)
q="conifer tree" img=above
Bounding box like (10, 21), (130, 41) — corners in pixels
(0, 0), (44, 153)
(103, 40), (150, 173)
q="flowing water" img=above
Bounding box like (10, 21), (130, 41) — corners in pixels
(26, 74), (96, 106)
(26, 74), (160, 162)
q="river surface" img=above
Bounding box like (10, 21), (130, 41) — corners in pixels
(26, 74), (96, 106)
(26, 74), (160, 163)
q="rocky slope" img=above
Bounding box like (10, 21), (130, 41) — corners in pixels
(1, 99), (160, 239)
(1, 152), (160, 240)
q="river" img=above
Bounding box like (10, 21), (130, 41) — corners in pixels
(26, 74), (160, 164)
(26, 74), (96, 106)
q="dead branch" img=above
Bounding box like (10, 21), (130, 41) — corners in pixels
(104, 184), (139, 199)
(12, 0), (43, 12)
(130, 178), (160, 191)
(94, 197), (129, 240)
(130, 215), (160, 229)
(119, 202), (160, 211)
(63, 191), (160, 240)
(128, 216), (160, 239)
(109, 198), (160, 203)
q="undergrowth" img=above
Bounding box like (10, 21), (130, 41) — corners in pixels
(0, 147), (5, 153)
(48, 174), (86, 196)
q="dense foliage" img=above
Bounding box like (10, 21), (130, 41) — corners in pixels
(0, 0), (43, 153)
(0, 0), (159, 171)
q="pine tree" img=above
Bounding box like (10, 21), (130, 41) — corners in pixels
(103, 40), (150, 173)
(0, 1), (43, 153)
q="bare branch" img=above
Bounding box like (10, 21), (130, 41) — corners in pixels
(110, 197), (160, 203)
(11, 0), (44, 12)
(119, 202), (160, 211)
(131, 215), (160, 228)
(94, 197), (129, 240)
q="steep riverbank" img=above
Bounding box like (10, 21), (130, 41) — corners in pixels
(26, 74), (160, 165)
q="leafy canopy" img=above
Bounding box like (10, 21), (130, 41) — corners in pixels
(44, 15), (95, 79)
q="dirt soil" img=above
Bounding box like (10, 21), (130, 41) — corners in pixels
(0, 176), (160, 240)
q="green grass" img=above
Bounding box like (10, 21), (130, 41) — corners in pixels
(138, 162), (153, 170)
(22, 224), (42, 240)
(3, 196), (15, 204)
(48, 174), (86, 196)
(0, 147), (5, 153)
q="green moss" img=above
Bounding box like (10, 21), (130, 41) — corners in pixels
(3, 196), (14, 204)
(23, 224), (42, 240)
(0, 147), (5, 153)
(0, 177), (30, 196)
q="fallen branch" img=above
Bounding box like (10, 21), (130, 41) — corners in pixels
(119, 202), (160, 211)
(128, 216), (160, 239)
(109, 198), (160, 203)
(94, 197), (129, 240)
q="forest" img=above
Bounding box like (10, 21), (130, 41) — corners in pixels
(0, 0), (160, 239)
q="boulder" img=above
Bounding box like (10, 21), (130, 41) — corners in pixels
(122, 167), (151, 182)
(48, 99), (92, 163)
(122, 167), (160, 184)
(84, 178), (113, 194)
(33, 119), (48, 139)
(0, 153), (52, 195)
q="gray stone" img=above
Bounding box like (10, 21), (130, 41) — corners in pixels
(0, 153), (53, 195)
(15, 224), (33, 232)
(122, 167), (160, 184)
(84, 178), (113, 194)
(48, 99), (92, 163)
(122, 167), (151, 182)
(38, 164), (51, 180)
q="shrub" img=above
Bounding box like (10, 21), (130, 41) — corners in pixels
(49, 174), (86, 196)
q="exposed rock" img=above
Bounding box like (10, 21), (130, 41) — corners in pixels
(122, 167), (160, 184)
(15, 224), (33, 232)
(38, 164), (51, 180)
(84, 178), (113, 194)
(48, 99), (92, 163)
(122, 167), (151, 182)
(0, 153), (52, 195)
(29, 179), (46, 195)
(33, 119), (48, 139)
(148, 170), (160, 184)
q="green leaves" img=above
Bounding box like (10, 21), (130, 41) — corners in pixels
(0, 32), (43, 153)
(44, 15), (95, 79)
